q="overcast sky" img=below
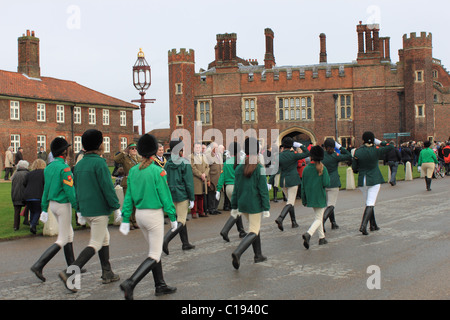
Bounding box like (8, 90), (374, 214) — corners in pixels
(1, 0), (449, 133)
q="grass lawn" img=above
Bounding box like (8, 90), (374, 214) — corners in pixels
(0, 164), (422, 240)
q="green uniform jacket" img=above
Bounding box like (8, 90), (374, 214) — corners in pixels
(216, 156), (238, 191)
(322, 147), (352, 188)
(352, 142), (394, 187)
(231, 163), (270, 214)
(165, 156), (195, 203)
(301, 163), (330, 208)
(122, 162), (176, 223)
(279, 146), (310, 188)
(417, 148), (438, 166)
(41, 157), (78, 212)
(74, 154), (120, 217)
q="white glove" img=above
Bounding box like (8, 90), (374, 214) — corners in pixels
(215, 191), (221, 201)
(417, 166), (421, 173)
(119, 222), (130, 236)
(77, 212), (86, 225)
(114, 209), (122, 223)
(230, 209), (240, 219)
(267, 184), (272, 191)
(171, 221), (178, 232)
(189, 201), (194, 209)
(263, 211), (270, 218)
(293, 142), (302, 148)
(335, 141), (342, 149)
(374, 138), (381, 146)
(40, 211), (48, 223)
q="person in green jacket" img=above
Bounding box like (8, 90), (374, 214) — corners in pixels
(418, 140), (438, 191)
(275, 136), (310, 231)
(352, 131), (394, 235)
(31, 137), (80, 282)
(162, 138), (196, 255)
(59, 129), (121, 292)
(230, 137), (270, 270)
(216, 142), (247, 242)
(119, 134), (177, 300)
(322, 138), (352, 232)
(301, 146), (330, 249)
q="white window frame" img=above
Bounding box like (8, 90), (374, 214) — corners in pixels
(74, 107), (81, 124)
(56, 105), (65, 123)
(103, 136), (110, 153)
(89, 108), (96, 125)
(120, 111), (126, 126)
(37, 135), (46, 152)
(10, 101), (20, 120)
(74, 136), (82, 154)
(11, 134), (20, 153)
(242, 98), (257, 123)
(103, 109), (110, 125)
(37, 103), (46, 122)
(120, 137), (128, 150)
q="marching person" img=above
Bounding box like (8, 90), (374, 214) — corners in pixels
(59, 129), (121, 292)
(230, 137), (270, 270)
(274, 136), (310, 231)
(119, 134), (177, 300)
(322, 138), (352, 232)
(301, 145), (330, 249)
(352, 131), (394, 235)
(114, 142), (142, 229)
(31, 138), (79, 282)
(163, 138), (196, 255)
(417, 140), (438, 191)
(217, 142), (247, 242)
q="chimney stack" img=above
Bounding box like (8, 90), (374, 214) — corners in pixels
(319, 33), (327, 63)
(264, 28), (275, 69)
(18, 30), (40, 78)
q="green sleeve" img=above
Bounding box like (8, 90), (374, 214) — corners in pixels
(184, 163), (195, 201)
(257, 165), (270, 212)
(97, 162), (120, 212)
(61, 168), (78, 212)
(156, 173), (176, 222)
(338, 147), (352, 162)
(322, 167), (330, 188)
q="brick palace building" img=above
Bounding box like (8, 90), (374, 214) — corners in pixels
(0, 30), (138, 165)
(167, 22), (450, 149)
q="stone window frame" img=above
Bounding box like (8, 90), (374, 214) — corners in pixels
(276, 95), (314, 122)
(242, 97), (258, 124)
(337, 93), (353, 120)
(197, 99), (212, 126)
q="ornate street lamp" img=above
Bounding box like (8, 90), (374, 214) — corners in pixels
(132, 48), (155, 134)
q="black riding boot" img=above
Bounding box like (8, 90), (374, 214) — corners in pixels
(31, 243), (61, 282)
(63, 242), (86, 273)
(275, 204), (292, 231)
(289, 205), (299, 228)
(369, 208), (380, 231)
(330, 210), (339, 230)
(322, 206), (334, 233)
(231, 232), (257, 270)
(98, 246), (120, 284)
(180, 224), (195, 251)
(359, 206), (373, 235)
(59, 246), (96, 292)
(251, 233), (267, 263)
(120, 257), (156, 300)
(220, 216), (237, 242)
(273, 186), (279, 202)
(163, 221), (183, 255)
(426, 177), (432, 191)
(236, 216), (247, 238)
(152, 260), (177, 296)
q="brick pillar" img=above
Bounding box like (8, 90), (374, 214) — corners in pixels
(319, 33), (327, 63)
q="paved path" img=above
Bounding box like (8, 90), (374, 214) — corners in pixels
(0, 177), (449, 302)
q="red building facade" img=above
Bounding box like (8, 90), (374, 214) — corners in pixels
(0, 31), (138, 165)
(168, 22), (450, 149)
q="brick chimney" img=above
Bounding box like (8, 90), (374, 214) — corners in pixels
(18, 30), (40, 78)
(264, 28), (275, 69)
(319, 33), (327, 63)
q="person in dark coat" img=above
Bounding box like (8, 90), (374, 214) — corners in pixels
(23, 159), (46, 234)
(400, 142), (413, 171)
(11, 160), (29, 230)
(385, 142), (402, 186)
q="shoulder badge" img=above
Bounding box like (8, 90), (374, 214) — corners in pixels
(64, 167), (71, 172)
(160, 170), (167, 177)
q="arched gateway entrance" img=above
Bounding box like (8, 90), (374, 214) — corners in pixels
(278, 127), (316, 146)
